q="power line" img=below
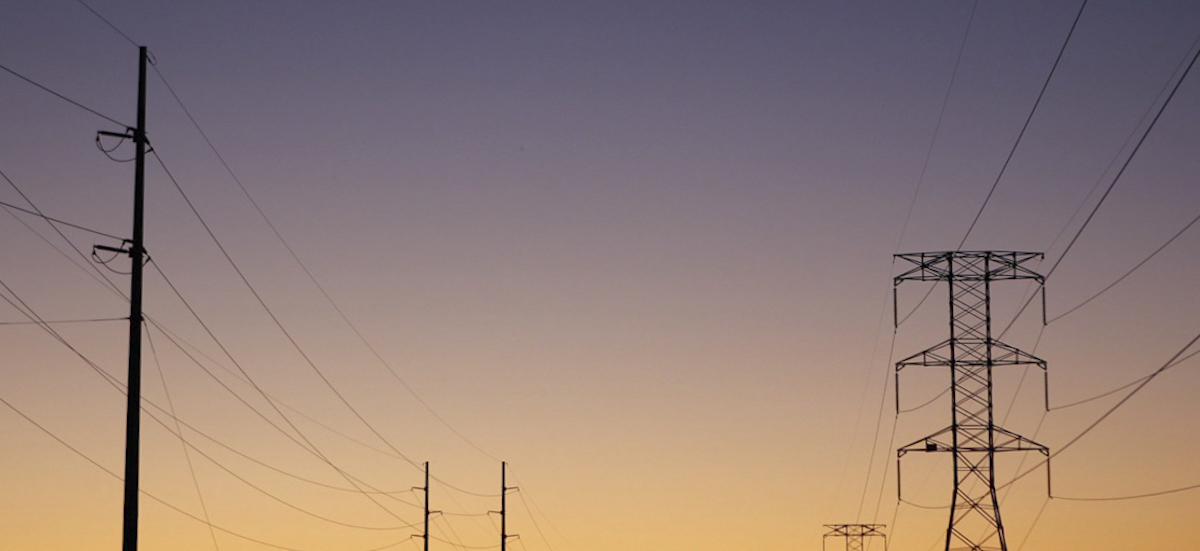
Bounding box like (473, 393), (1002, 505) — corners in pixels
(29, 297), (428, 530)
(0, 62), (128, 127)
(897, 387), (947, 414)
(957, 0), (1089, 249)
(143, 299), (418, 477)
(0, 198), (124, 240)
(0, 167), (129, 300)
(1048, 209), (1200, 322)
(142, 150), (465, 526)
(895, 1), (1086, 331)
(141, 401), (422, 532)
(1001, 328), (1200, 490)
(855, 331), (898, 521)
(868, 400), (899, 527)
(0, 277), (125, 392)
(1040, 28), (1200, 261)
(1054, 483), (1200, 501)
(150, 148), (419, 463)
(1045, 37), (1200, 280)
(896, 2), (1087, 327)
(73, 0), (140, 47)
(0, 317), (124, 325)
(1050, 347), (1200, 410)
(897, 498), (947, 511)
(1014, 476), (1200, 548)
(0, 392), (410, 551)
(150, 64), (500, 464)
(1012, 496), (1051, 551)
(144, 262), (425, 514)
(144, 345), (435, 541)
(508, 470), (557, 551)
(145, 329), (222, 551)
(997, 34), (1200, 339)
(5, 252), (424, 531)
(841, 2), (981, 526)
(151, 146), (496, 498)
(432, 511), (476, 551)
(979, 45), (1200, 529)
(506, 475), (571, 551)
(894, 0), (979, 252)
(143, 322), (423, 503)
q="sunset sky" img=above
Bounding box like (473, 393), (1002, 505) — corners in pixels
(2, 1), (1199, 550)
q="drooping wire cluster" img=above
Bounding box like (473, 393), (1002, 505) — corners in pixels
(832, 1), (1200, 549)
(0, 6), (569, 551)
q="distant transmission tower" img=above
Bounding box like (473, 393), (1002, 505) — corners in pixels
(823, 524), (886, 551)
(893, 251), (1050, 551)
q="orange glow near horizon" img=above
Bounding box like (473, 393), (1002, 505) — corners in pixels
(2, 2), (1200, 551)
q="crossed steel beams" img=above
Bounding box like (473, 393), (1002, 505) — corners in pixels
(893, 252), (1050, 551)
(823, 524), (887, 551)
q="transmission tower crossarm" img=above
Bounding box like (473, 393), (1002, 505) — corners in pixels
(892, 250), (1051, 551)
(823, 524), (887, 551)
(898, 427), (955, 456)
(897, 339), (1046, 369)
(894, 251), (1044, 282)
(991, 427), (1050, 454)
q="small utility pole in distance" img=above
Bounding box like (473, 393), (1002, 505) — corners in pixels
(489, 462), (519, 551)
(412, 463), (441, 549)
(823, 524), (886, 551)
(413, 462), (435, 551)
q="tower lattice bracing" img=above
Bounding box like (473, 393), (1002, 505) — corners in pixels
(893, 251), (1050, 551)
(823, 524), (886, 551)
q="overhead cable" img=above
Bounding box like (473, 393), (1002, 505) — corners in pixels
(73, 0), (140, 48)
(144, 262), (424, 515)
(999, 34), (1200, 338)
(0, 392), (409, 551)
(151, 64), (501, 464)
(895, 0), (980, 251)
(0, 198), (124, 240)
(151, 146), (496, 499)
(1048, 210), (1200, 322)
(1054, 483), (1200, 501)
(145, 329), (223, 551)
(0, 62), (127, 127)
(1001, 329), (1200, 490)
(957, 0), (1090, 249)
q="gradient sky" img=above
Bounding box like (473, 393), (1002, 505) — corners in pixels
(2, 1), (1200, 550)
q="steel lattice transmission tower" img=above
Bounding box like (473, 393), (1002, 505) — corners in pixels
(893, 251), (1050, 551)
(823, 524), (887, 551)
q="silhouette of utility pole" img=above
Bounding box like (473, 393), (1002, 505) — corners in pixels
(94, 45), (149, 551)
(893, 251), (1050, 551)
(413, 462), (438, 551)
(490, 462), (518, 551)
(823, 524), (886, 551)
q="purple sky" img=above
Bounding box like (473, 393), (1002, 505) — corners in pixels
(2, 2), (1200, 550)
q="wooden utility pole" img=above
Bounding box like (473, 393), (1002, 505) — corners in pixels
(104, 45), (148, 551)
(500, 461), (518, 551)
(501, 462), (507, 551)
(422, 462), (430, 551)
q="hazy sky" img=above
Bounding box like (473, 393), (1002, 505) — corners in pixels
(2, 1), (1199, 550)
